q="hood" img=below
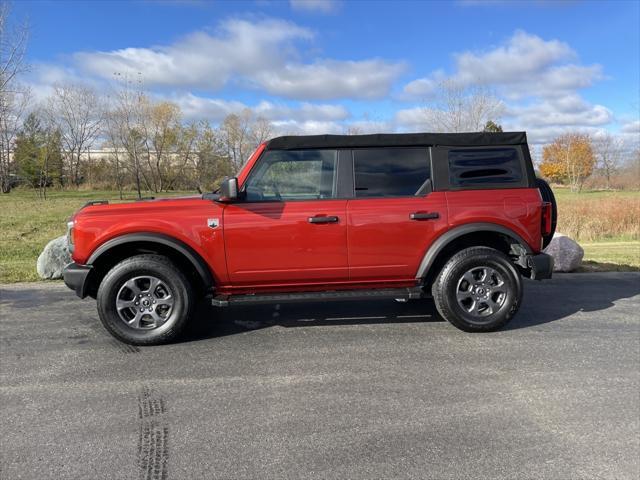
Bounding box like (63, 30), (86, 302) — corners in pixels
(72, 194), (216, 219)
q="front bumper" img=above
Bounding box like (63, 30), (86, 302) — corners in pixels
(63, 263), (93, 298)
(527, 252), (554, 280)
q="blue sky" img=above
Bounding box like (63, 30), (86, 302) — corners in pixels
(12, 0), (640, 146)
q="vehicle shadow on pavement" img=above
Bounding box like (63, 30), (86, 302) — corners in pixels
(182, 273), (640, 342)
(504, 274), (640, 330)
(182, 298), (441, 341)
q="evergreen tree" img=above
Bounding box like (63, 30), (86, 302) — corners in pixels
(14, 113), (45, 189)
(483, 120), (503, 133)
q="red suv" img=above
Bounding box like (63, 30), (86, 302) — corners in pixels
(63, 132), (556, 345)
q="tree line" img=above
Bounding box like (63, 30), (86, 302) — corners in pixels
(4, 82), (273, 198)
(4, 84), (638, 198)
(539, 132), (638, 192)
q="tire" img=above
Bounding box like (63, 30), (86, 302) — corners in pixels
(97, 254), (194, 345)
(432, 247), (523, 332)
(535, 178), (557, 249)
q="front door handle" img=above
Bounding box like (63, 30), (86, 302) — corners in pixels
(308, 215), (339, 224)
(410, 212), (440, 220)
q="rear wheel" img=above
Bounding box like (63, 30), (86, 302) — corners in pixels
(432, 247), (522, 332)
(97, 254), (194, 345)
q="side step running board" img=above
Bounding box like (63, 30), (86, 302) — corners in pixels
(212, 287), (425, 307)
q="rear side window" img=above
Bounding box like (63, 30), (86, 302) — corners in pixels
(353, 148), (430, 197)
(448, 148), (522, 187)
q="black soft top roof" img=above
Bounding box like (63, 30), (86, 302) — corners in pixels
(265, 132), (528, 150)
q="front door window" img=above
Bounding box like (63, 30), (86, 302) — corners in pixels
(243, 149), (338, 202)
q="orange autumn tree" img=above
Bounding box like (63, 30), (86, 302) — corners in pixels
(540, 133), (595, 192)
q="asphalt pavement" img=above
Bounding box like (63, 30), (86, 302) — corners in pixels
(1, 273), (639, 479)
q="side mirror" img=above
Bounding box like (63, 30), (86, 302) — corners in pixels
(218, 177), (239, 202)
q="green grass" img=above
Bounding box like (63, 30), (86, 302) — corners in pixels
(1, 187), (639, 283)
(580, 241), (640, 272)
(0, 188), (195, 283)
(552, 188), (640, 200)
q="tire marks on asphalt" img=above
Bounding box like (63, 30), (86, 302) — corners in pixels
(80, 316), (140, 353)
(137, 386), (169, 480)
(109, 338), (140, 354)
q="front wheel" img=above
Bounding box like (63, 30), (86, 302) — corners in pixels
(432, 247), (522, 332)
(97, 254), (194, 345)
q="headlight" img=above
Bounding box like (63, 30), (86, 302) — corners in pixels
(66, 220), (75, 253)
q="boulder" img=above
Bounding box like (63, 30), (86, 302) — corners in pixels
(543, 233), (584, 272)
(37, 235), (72, 280)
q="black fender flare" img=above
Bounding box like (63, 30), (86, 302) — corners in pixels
(87, 233), (215, 289)
(415, 223), (533, 280)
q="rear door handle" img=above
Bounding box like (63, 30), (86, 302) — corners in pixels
(308, 215), (339, 224)
(410, 212), (440, 220)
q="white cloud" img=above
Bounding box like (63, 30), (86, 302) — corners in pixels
(400, 70), (446, 99)
(454, 31), (572, 85)
(403, 31), (603, 100)
(500, 96), (612, 145)
(75, 19), (312, 90)
(394, 107), (427, 131)
(620, 119), (640, 135)
(505, 95), (612, 128)
(25, 63), (110, 105)
(271, 119), (343, 135)
(167, 93), (349, 125)
(394, 93), (616, 145)
(617, 118), (640, 151)
(398, 31), (615, 145)
(169, 94), (247, 122)
(252, 59), (405, 100)
(254, 100), (349, 121)
(72, 18), (403, 100)
(289, 0), (340, 13)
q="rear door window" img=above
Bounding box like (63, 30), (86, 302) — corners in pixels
(448, 147), (522, 187)
(353, 148), (430, 198)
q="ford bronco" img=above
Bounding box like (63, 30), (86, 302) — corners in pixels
(63, 132), (556, 345)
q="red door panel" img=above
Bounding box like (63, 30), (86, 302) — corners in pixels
(223, 200), (348, 287)
(346, 193), (449, 281)
(445, 189), (542, 251)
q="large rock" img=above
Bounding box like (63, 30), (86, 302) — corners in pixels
(37, 235), (72, 280)
(543, 233), (584, 272)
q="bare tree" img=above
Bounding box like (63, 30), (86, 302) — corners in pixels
(218, 109), (274, 174)
(344, 126), (363, 135)
(0, 3), (27, 94)
(189, 122), (233, 194)
(422, 80), (504, 133)
(594, 133), (623, 189)
(139, 100), (182, 192)
(106, 86), (148, 198)
(46, 84), (103, 186)
(251, 116), (273, 145)
(0, 2), (29, 193)
(166, 122), (198, 191)
(104, 109), (126, 199)
(219, 110), (253, 173)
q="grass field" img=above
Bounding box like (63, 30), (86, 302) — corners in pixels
(580, 242), (640, 272)
(1, 187), (639, 283)
(0, 189), (193, 283)
(554, 188), (639, 242)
